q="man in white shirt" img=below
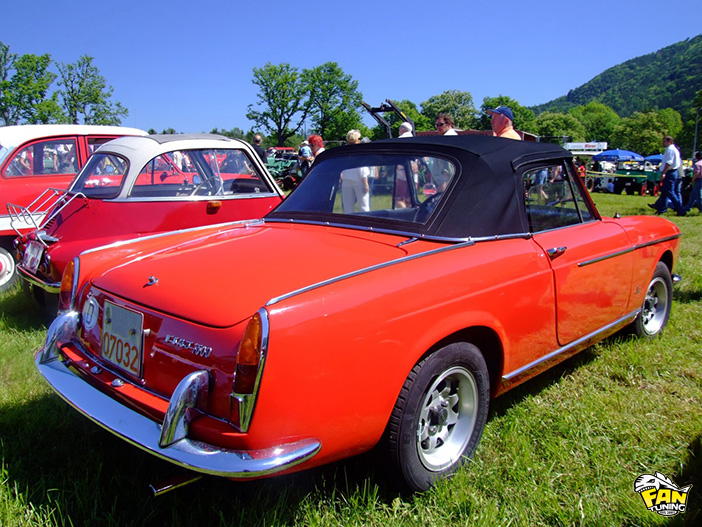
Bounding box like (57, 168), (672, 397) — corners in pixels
(648, 136), (685, 215)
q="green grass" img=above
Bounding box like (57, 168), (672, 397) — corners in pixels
(1, 192), (700, 526)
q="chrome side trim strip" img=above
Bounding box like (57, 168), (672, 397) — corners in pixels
(577, 234), (681, 268)
(632, 234), (682, 250)
(502, 309), (639, 384)
(266, 240), (475, 306)
(578, 247), (634, 267)
(35, 346), (320, 478)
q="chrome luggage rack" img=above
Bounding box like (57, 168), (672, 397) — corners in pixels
(7, 188), (86, 244)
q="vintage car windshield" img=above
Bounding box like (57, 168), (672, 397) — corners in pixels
(273, 153), (456, 227)
(71, 148), (273, 199)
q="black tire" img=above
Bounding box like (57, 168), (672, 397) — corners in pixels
(0, 247), (18, 294)
(631, 262), (673, 338)
(385, 342), (490, 492)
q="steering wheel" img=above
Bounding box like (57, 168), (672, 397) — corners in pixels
(192, 176), (224, 196)
(414, 192), (443, 222)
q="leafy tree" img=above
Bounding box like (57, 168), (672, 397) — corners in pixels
(302, 62), (363, 142)
(210, 127), (246, 139)
(0, 41), (16, 124)
(477, 96), (537, 134)
(610, 111), (667, 156)
(56, 55), (127, 125)
(247, 62), (309, 146)
(421, 90), (478, 130)
(656, 108), (683, 138)
(678, 89), (702, 156)
(568, 102), (620, 143)
(1, 50), (61, 125)
(535, 112), (587, 143)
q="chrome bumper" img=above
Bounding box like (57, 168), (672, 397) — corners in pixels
(17, 265), (60, 293)
(35, 312), (321, 478)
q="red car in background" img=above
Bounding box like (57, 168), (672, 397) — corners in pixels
(0, 124), (148, 292)
(13, 134), (283, 312)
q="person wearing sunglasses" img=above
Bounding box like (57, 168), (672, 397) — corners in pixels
(435, 113), (457, 136)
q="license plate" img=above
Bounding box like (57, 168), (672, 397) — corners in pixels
(101, 301), (144, 377)
(22, 241), (44, 273)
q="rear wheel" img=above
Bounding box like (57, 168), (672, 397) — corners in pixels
(385, 342), (490, 492)
(631, 262), (673, 338)
(0, 247), (18, 294)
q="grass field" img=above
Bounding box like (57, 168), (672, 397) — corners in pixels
(0, 192), (700, 526)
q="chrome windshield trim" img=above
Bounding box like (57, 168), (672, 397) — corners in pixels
(267, 241), (475, 306)
(502, 309), (639, 384)
(35, 348), (321, 478)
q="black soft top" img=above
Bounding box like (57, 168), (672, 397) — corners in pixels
(269, 135), (574, 240)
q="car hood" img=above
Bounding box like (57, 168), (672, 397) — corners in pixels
(91, 222), (418, 327)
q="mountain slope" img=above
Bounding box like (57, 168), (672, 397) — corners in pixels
(532, 35), (702, 118)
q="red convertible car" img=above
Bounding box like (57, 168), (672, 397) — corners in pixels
(35, 136), (680, 492)
(12, 134), (283, 312)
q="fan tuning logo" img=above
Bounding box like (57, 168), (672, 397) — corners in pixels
(634, 472), (691, 516)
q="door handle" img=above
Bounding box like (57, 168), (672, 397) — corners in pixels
(547, 246), (567, 259)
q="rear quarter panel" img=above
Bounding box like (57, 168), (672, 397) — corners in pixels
(248, 237), (557, 467)
(613, 215), (681, 311)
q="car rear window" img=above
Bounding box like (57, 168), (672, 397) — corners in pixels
(71, 153), (129, 198)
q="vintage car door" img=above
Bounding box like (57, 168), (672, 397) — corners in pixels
(524, 162), (634, 346)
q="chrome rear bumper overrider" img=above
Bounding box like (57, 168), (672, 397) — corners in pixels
(36, 312), (321, 478)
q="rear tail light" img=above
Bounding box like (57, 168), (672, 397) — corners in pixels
(233, 311), (264, 394)
(58, 258), (78, 312)
(231, 309), (269, 431)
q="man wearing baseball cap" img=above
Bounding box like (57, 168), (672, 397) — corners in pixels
(487, 106), (521, 140)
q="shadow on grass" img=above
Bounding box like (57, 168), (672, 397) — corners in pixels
(0, 285), (48, 331)
(673, 288), (702, 304)
(488, 345), (602, 419)
(670, 434), (701, 526)
(1, 392), (404, 527)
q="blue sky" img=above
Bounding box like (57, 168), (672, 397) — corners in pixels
(3, 0), (700, 136)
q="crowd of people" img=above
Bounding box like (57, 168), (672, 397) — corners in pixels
(249, 108), (701, 220)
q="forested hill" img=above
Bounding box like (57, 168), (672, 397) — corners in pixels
(532, 35), (702, 118)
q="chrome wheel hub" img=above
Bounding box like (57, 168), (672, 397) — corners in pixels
(641, 276), (668, 335)
(416, 366), (478, 471)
